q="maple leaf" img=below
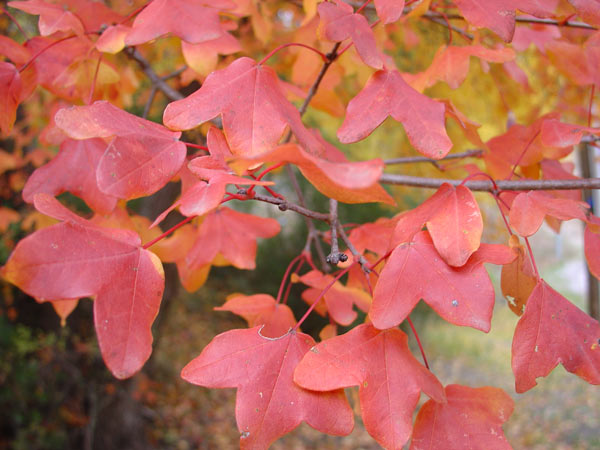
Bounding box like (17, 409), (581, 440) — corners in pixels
(294, 270), (371, 325)
(347, 216), (399, 256)
(508, 191), (588, 237)
(22, 138), (118, 214)
(371, 231), (515, 332)
(163, 57), (324, 157)
(0, 194), (164, 379)
(9, 0), (85, 36)
(413, 44), (515, 90)
(214, 293), (296, 338)
(181, 327), (354, 449)
(391, 183), (483, 267)
(124, 0), (235, 45)
(453, 0), (556, 42)
(411, 384), (514, 450)
(501, 235), (537, 316)
(540, 119), (600, 148)
(337, 69), (452, 159)
(294, 323), (445, 449)
(54, 101), (187, 199)
(230, 142), (394, 204)
(317, 0), (383, 69)
(512, 279), (600, 392)
(0, 62), (22, 136)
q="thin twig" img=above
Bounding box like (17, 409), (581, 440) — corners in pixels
(379, 174), (600, 191)
(326, 199), (346, 265)
(384, 149), (483, 165)
(124, 47), (184, 101)
(252, 192), (330, 221)
(142, 86), (157, 119)
(337, 223), (369, 271)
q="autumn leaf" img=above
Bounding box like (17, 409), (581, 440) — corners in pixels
(540, 119), (600, 148)
(337, 69), (452, 159)
(0, 62), (22, 136)
(294, 270), (371, 325)
(567, 0), (600, 27)
(501, 235), (538, 316)
(124, 0), (234, 45)
(585, 219), (600, 280)
(55, 101), (187, 200)
(230, 142), (394, 204)
(373, 0), (406, 24)
(181, 30), (241, 76)
(391, 183), (483, 267)
(163, 57), (324, 157)
(214, 293), (296, 338)
(294, 324), (444, 449)
(512, 280), (600, 392)
(22, 138), (118, 214)
(411, 384), (514, 450)
(508, 191), (588, 237)
(317, 0), (383, 69)
(371, 232), (515, 331)
(9, 0), (85, 36)
(0, 194), (164, 379)
(181, 327), (354, 449)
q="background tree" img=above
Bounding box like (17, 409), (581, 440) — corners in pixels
(1, 0), (599, 448)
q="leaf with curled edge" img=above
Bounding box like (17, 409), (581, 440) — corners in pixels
(124, 0), (235, 45)
(0, 62), (22, 136)
(508, 191), (588, 237)
(501, 235), (537, 316)
(23, 138), (118, 214)
(214, 293), (296, 338)
(512, 280), (600, 392)
(294, 323), (445, 449)
(8, 0), (85, 36)
(371, 231), (515, 332)
(55, 101), (187, 200)
(411, 384), (514, 450)
(338, 69), (452, 159)
(229, 142), (393, 205)
(181, 327), (354, 449)
(317, 0), (383, 69)
(163, 57), (325, 157)
(391, 183), (483, 267)
(0, 194), (164, 379)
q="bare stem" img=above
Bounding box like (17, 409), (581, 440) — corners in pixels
(125, 47), (184, 101)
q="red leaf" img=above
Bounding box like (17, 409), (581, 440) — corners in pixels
(374, 0), (406, 24)
(181, 31), (241, 75)
(371, 232), (515, 332)
(184, 207), (280, 272)
(508, 191), (588, 237)
(55, 101), (187, 199)
(295, 270), (372, 325)
(567, 0), (600, 27)
(181, 327), (354, 449)
(9, 0), (85, 36)
(124, 0), (235, 45)
(0, 62), (22, 136)
(392, 183), (483, 267)
(584, 221), (600, 280)
(453, 0), (556, 42)
(540, 119), (600, 148)
(411, 384), (514, 450)
(0, 194), (164, 379)
(163, 57), (324, 157)
(347, 216), (398, 256)
(294, 323), (444, 449)
(317, 1), (383, 69)
(214, 294), (296, 338)
(338, 69), (452, 159)
(23, 138), (118, 214)
(512, 280), (600, 392)
(230, 142), (394, 204)
(501, 235), (537, 316)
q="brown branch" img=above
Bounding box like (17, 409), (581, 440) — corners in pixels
(251, 192), (330, 222)
(124, 47), (184, 101)
(379, 174), (600, 191)
(425, 15), (474, 40)
(384, 149), (483, 165)
(326, 199), (347, 265)
(337, 223), (369, 271)
(424, 12), (597, 31)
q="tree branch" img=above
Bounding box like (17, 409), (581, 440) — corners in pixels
(326, 199), (346, 265)
(379, 174), (600, 191)
(384, 149), (483, 165)
(124, 47), (184, 101)
(250, 192), (330, 222)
